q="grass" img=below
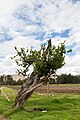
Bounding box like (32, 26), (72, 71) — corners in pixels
(0, 86), (80, 120)
(48, 84), (80, 86)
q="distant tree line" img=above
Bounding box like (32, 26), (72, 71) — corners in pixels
(49, 74), (80, 84)
(0, 74), (80, 85)
(0, 75), (25, 85)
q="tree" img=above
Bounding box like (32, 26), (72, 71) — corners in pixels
(5, 75), (13, 85)
(56, 74), (80, 84)
(0, 75), (5, 85)
(12, 39), (67, 108)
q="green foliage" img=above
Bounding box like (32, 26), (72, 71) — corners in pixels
(5, 75), (14, 85)
(56, 74), (80, 84)
(0, 75), (5, 85)
(49, 74), (80, 84)
(13, 40), (67, 77)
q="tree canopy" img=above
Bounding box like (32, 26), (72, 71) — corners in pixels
(13, 39), (66, 78)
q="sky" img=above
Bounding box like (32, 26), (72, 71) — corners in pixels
(0, 0), (80, 75)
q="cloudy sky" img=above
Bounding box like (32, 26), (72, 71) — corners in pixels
(0, 0), (80, 75)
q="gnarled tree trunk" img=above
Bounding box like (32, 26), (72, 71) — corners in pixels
(13, 72), (51, 108)
(13, 73), (42, 108)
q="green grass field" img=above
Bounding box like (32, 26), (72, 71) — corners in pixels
(0, 86), (80, 120)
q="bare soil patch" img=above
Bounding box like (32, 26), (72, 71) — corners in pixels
(35, 85), (80, 94)
(10, 85), (80, 94)
(0, 115), (7, 120)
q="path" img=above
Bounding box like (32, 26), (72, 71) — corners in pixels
(0, 114), (7, 120)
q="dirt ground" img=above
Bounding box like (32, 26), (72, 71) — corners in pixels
(35, 85), (80, 94)
(0, 115), (6, 120)
(10, 85), (80, 94)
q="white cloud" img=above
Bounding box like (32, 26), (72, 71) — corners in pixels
(57, 54), (80, 75)
(0, 59), (17, 75)
(0, 0), (80, 75)
(0, 35), (42, 55)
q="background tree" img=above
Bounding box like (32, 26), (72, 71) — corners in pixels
(0, 75), (5, 85)
(56, 74), (80, 84)
(5, 75), (13, 85)
(12, 39), (67, 108)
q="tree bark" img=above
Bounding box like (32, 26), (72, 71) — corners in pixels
(12, 72), (52, 108)
(12, 72), (43, 108)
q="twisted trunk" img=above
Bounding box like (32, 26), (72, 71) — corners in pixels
(13, 72), (52, 108)
(13, 72), (43, 108)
